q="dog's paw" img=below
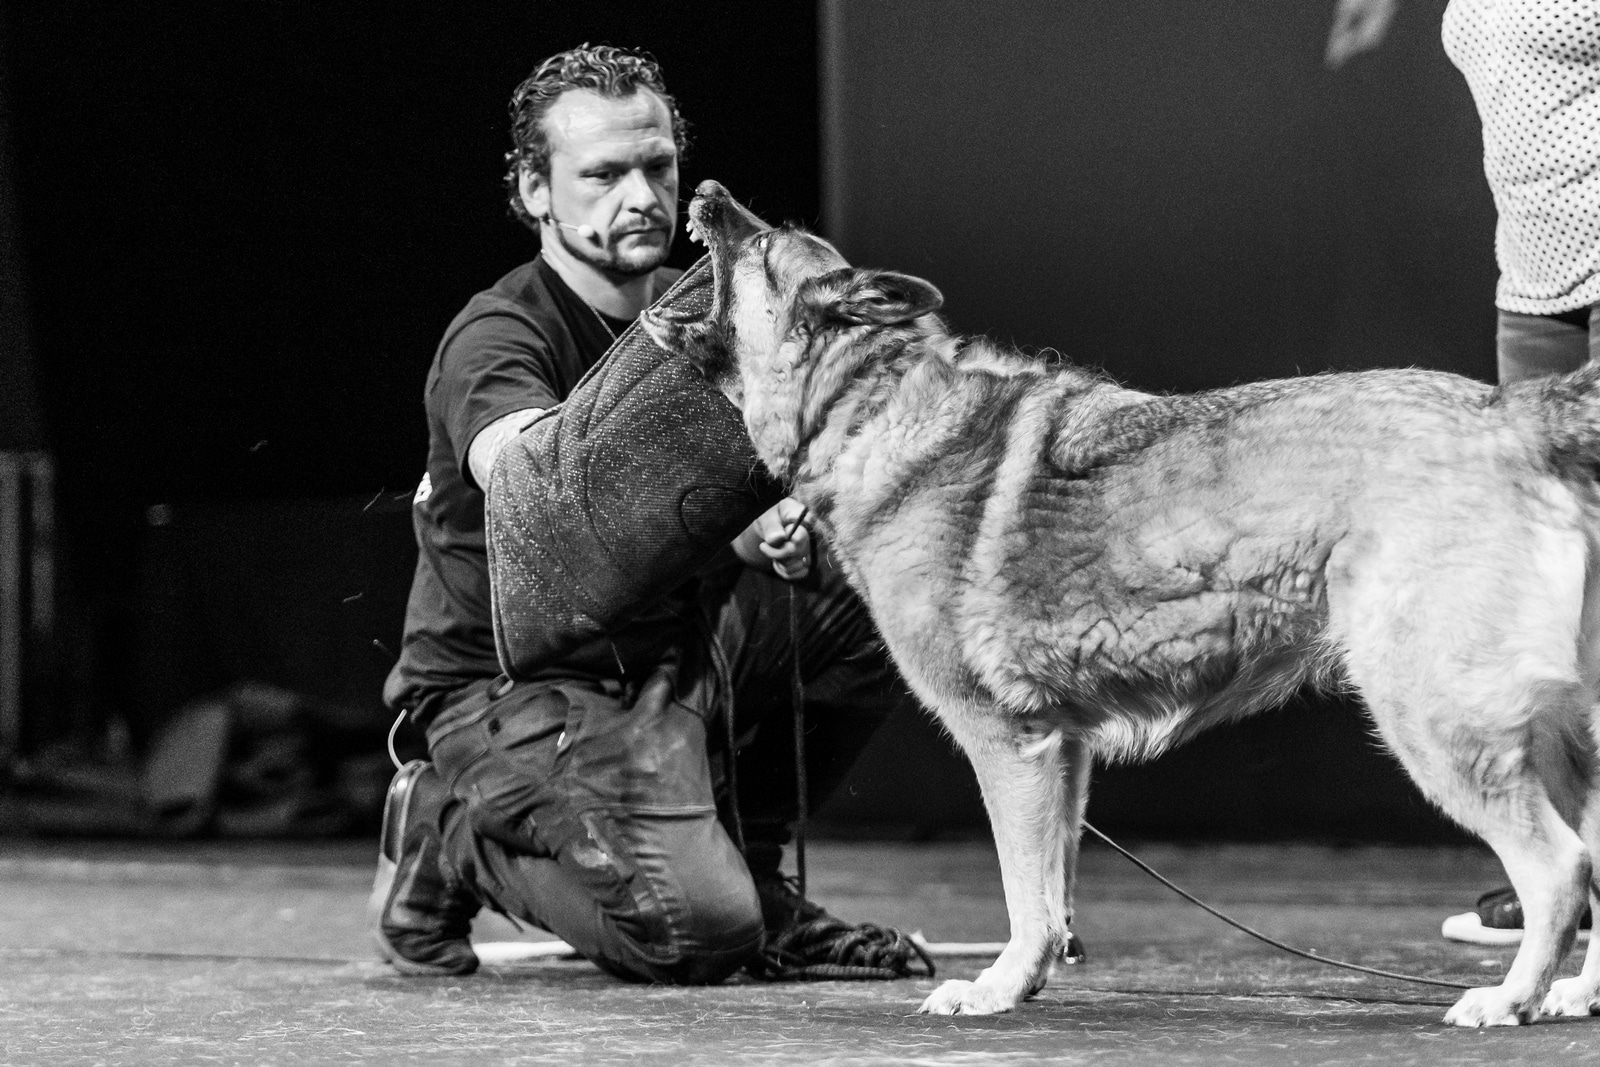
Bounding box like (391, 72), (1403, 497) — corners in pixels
(917, 979), (1020, 1016)
(1444, 986), (1539, 1027)
(1542, 977), (1600, 1018)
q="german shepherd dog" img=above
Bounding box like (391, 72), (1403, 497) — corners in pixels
(644, 181), (1600, 1027)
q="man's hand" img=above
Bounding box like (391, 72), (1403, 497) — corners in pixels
(734, 498), (812, 582)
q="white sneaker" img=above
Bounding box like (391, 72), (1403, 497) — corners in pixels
(1442, 912), (1591, 946)
(1441, 911), (1524, 946)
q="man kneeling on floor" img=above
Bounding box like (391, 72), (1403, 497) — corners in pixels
(370, 43), (926, 985)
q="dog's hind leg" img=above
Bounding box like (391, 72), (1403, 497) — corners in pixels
(1448, 792), (1590, 1026)
(1334, 513), (1596, 1025)
(1543, 785), (1600, 1018)
(1539, 635), (1600, 1016)
(1440, 552), (1600, 1023)
(918, 709), (1090, 1016)
(1356, 669), (1591, 1025)
(1356, 667), (1592, 1026)
(1537, 529), (1600, 1019)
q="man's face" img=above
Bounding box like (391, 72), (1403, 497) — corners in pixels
(522, 89), (679, 278)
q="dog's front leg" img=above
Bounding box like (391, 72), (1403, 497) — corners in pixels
(919, 713), (1089, 1016)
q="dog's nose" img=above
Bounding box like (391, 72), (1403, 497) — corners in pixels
(695, 179), (728, 200)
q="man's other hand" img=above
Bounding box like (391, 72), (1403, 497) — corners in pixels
(734, 498), (812, 582)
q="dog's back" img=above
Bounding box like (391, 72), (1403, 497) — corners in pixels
(1498, 360), (1600, 481)
(833, 339), (1586, 743)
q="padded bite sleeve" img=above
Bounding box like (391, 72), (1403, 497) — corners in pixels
(485, 256), (785, 677)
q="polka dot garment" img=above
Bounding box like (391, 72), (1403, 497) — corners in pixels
(1445, 0), (1600, 314)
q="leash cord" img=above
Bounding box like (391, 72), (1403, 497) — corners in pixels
(789, 579), (808, 897)
(1080, 821), (1474, 991)
(753, 506), (934, 983)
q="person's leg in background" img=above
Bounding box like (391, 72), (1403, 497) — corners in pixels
(1495, 306), (1593, 384)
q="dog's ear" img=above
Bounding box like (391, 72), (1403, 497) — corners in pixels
(796, 268), (944, 331)
(641, 310), (732, 379)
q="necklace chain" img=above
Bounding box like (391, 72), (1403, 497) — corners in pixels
(586, 301), (619, 344)
(539, 249), (623, 344)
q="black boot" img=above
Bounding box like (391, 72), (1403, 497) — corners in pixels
(368, 760), (481, 975)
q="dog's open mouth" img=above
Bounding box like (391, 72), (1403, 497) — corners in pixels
(660, 180), (771, 330)
(684, 179), (768, 254)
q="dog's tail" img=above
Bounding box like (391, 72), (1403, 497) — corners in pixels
(1503, 361), (1600, 480)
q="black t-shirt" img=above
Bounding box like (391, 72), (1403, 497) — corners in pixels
(384, 257), (683, 718)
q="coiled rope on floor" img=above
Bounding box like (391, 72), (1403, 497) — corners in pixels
(754, 914), (937, 981)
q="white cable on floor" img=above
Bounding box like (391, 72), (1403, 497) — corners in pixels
(471, 937), (1011, 963)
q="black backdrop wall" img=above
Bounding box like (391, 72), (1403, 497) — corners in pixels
(0, 0), (44, 453)
(7, 2), (820, 515)
(2, 0), (820, 763)
(4, 0), (1494, 840)
(823, 0), (1494, 385)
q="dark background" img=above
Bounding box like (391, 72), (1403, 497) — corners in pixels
(0, 0), (1493, 841)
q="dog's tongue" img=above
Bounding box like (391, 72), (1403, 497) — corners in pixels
(486, 255), (786, 677)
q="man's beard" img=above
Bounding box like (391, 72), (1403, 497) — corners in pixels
(556, 224), (672, 278)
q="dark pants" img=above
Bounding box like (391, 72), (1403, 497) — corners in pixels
(1497, 305), (1600, 384)
(420, 549), (907, 985)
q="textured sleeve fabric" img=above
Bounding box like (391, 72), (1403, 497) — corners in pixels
(486, 256), (787, 677)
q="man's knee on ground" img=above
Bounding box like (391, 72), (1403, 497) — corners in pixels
(560, 807), (765, 985)
(600, 867), (764, 986)
(643, 828), (765, 984)
(643, 891), (765, 985)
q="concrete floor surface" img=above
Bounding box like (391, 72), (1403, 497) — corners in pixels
(1, 838), (1594, 1065)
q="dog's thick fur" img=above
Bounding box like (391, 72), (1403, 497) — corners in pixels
(646, 181), (1600, 1027)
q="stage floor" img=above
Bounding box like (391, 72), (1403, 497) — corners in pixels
(0, 837), (1588, 1065)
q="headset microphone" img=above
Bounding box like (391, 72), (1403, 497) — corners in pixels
(545, 214), (598, 241)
